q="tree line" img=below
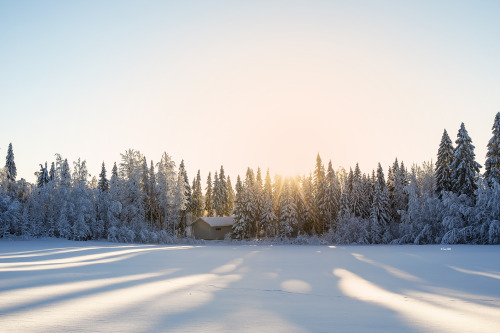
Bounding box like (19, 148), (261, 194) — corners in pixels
(1, 112), (499, 244)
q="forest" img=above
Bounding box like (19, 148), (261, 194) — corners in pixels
(1, 113), (500, 245)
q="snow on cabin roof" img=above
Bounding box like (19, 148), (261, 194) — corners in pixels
(195, 216), (234, 227)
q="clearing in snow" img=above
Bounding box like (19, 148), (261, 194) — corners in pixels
(1, 239), (499, 332)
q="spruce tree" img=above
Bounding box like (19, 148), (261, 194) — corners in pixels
(324, 161), (340, 230)
(435, 129), (454, 196)
(294, 174), (312, 234)
(49, 162), (56, 182)
(260, 169), (276, 237)
(61, 159), (71, 187)
(205, 172), (214, 217)
(451, 123), (482, 197)
(370, 163), (391, 243)
(191, 170), (205, 219)
(313, 154), (327, 234)
(277, 178), (298, 239)
(485, 112), (500, 186)
(179, 160), (192, 213)
(226, 176), (235, 215)
(37, 163), (49, 188)
(5, 143), (16, 182)
(219, 166), (228, 214)
(98, 162), (109, 192)
(213, 171), (222, 216)
(232, 175), (250, 239)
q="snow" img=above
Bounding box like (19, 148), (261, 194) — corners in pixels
(1, 239), (499, 332)
(193, 216), (235, 227)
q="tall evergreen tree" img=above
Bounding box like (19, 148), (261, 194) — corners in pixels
(37, 163), (50, 188)
(485, 112), (500, 186)
(277, 178), (298, 239)
(232, 175), (250, 239)
(179, 160), (192, 213)
(324, 161), (341, 230)
(299, 174), (315, 234)
(226, 176), (235, 215)
(451, 123), (482, 197)
(191, 170), (205, 219)
(370, 163), (391, 243)
(205, 172), (214, 217)
(5, 143), (17, 182)
(48, 162), (55, 182)
(260, 169), (276, 237)
(435, 129), (454, 196)
(313, 154), (327, 234)
(98, 162), (109, 192)
(213, 171), (222, 216)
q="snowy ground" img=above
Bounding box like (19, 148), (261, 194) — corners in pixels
(1, 239), (499, 332)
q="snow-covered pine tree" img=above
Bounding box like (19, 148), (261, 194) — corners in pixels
(313, 154), (327, 234)
(213, 171), (221, 216)
(205, 172), (214, 217)
(451, 123), (482, 197)
(148, 160), (158, 226)
(370, 163), (391, 243)
(219, 166), (228, 215)
(37, 163), (50, 188)
(435, 129), (454, 196)
(60, 159), (71, 188)
(98, 162), (109, 192)
(324, 161), (340, 231)
(485, 112), (500, 186)
(5, 143), (17, 182)
(277, 178), (298, 239)
(232, 175), (250, 239)
(191, 170), (205, 219)
(350, 164), (363, 217)
(387, 159), (408, 222)
(226, 175), (235, 215)
(260, 169), (277, 237)
(177, 160), (191, 234)
(179, 160), (192, 215)
(156, 152), (178, 235)
(176, 164), (189, 236)
(253, 167), (264, 236)
(299, 174), (315, 234)
(49, 162), (56, 182)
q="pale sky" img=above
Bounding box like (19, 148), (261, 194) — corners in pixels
(1, 0), (499, 184)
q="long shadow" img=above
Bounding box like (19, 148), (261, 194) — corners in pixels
(332, 245), (500, 332)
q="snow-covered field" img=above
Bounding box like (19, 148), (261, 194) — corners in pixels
(1, 240), (499, 332)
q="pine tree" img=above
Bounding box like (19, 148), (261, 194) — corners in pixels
(179, 160), (192, 213)
(435, 129), (454, 196)
(226, 176), (235, 215)
(205, 172), (214, 217)
(370, 163), (391, 243)
(98, 162), (109, 192)
(60, 159), (71, 188)
(37, 163), (50, 188)
(191, 170), (205, 219)
(299, 174), (315, 234)
(49, 162), (56, 182)
(156, 152), (178, 234)
(253, 167), (264, 236)
(277, 178), (298, 239)
(260, 169), (276, 237)
(232, 175), (250, 239)
(213, 171), (221, 216)
(5, 143), (17, 182)
(313, 154), (327, 234)
(485, 112), (500, 186)
(324, 161), (341, 230)
(149, 160), (158, 226)
(451, 123), (482, 197)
